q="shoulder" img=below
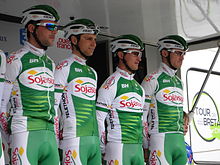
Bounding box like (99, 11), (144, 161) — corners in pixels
(142, 70), (159, 84)
(6, 47), (27, 65)
(55, 58), (71, 71)
(89, 66), (97, 74)
(100, 72), (119, 90)
(0, 50), (6, 60)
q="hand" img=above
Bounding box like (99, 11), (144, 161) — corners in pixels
(102, 153), (106, 165)
(144, 148), (149, 164)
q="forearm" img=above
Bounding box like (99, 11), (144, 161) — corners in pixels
(96, 110), (108, 154)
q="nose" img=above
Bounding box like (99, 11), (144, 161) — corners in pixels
(91, 39), (96, 47)
(138, 56), (142, 61)
(180, 55), (184, 60)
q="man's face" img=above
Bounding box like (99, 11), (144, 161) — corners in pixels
(169, 49), (185, 69)
(35, 20), (58, 47)
(78, 34), (97, 57)
(123, 49), (142, 71)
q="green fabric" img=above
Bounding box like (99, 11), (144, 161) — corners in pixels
(122, 143), (144, 165)
(26, 130), (59, 165)
(164, 133), (187, 165)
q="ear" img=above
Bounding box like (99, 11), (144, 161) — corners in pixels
(27, 24), (35, 33)
(161, 49), (169, 57)
(70, 36), (78, 45)
(117, 51), (124, 60)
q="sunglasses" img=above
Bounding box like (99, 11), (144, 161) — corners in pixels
(168, 49), (186, 56)
(36, 23), (59, 31)
(123, 50), (142, 58)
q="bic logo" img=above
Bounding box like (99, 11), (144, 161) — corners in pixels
(121, 84), (129, 88)
(29, 59), (39, 63)
(75, 68), (82, 72)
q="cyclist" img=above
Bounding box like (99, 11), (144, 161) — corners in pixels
(96, 34), (146, 165)
(141, 35), (189, 165)
(54, 18), (101, 165)
(0, 49), (6, 164)
(0, 5), (60, 164)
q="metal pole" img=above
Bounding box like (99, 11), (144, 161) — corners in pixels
(189, 42), (220, 121)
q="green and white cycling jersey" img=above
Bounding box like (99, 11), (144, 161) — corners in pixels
(1, 42), (56, 134)
(54, 54), (99, 139)
(96, 67), (145, 153)
(141, 63), (184, 134)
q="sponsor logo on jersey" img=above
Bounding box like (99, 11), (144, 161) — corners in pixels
(119, 71), (129, 78)
(54, 116), (59, 138)
(156, 87), (183, 106)
(29, 59), (39, 63)
(75, 68), (82, 72)
(119, 95), (142, 110)
(19, 67), (54, 91)
(64, 149), (77, 165)
(121, 83), (129, 88)
(0, 112), (9, 134)
(7, 55), (16, 64)
(102, 76), (115, 89)
(150, 150), (162, 165)
(74, 78), (96, 99)
(74, 56), (84, 63)
(150, 107), (156, 130)
(61, 93), (70, 118)
(163, 79), (170, 83)
(56, 60), (68, 70)
(109, 110), (115, 129)
(12, 147), (24, 165)
(144, 72), (156, 82)
(107, 159), (119, 165)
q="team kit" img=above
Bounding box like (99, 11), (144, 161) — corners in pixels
(0, 4), (192, 165)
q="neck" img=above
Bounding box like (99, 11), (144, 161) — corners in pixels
(72, 49), (87, 60)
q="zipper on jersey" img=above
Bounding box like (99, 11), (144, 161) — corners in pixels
(41, 55), (52, 120)
(171, 76), (181, 132)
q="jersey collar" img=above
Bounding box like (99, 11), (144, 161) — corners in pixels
(116, 67), (135, 80)
(25, 42), (46, 57)
(160, 62), (177, 76)
(72, 54), (86, 65)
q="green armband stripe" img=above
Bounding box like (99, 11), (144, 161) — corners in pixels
(55, 89), (63, 93)
(96, 106), (108, 112)
(0, 78), (5, 82)
(145, 99), (151, 103)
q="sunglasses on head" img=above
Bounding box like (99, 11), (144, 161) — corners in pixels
(36, 23), (59, 31)
(168, 49), (186, 56)
(123, 50), (142, 58)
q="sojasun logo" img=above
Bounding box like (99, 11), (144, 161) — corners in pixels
(19, 67), (54, 91)
(73, 78), (96, 99)
(119, 95), (142, 111)
(150, 150), (162, 165)
(64, 149), (77, 165)
(156, 87), (183, 106)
